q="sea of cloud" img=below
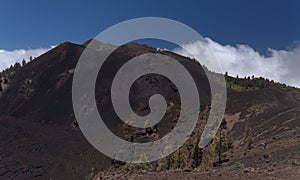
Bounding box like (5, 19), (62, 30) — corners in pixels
(174, 38), (300, 87)
(0, 46), (54, 71)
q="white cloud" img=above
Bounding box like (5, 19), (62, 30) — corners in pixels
(0, 47), (54, 71)
(174, 38), (300, 87)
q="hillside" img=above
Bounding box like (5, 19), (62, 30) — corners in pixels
(0, 40), (299, 179)
(0, 40), (211, 179)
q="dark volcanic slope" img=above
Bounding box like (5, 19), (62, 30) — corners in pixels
(1, 39), (299, 179)
(0, 42), (111, 179)
(0, 116), (111, 179)
(0, 40), (212, 178)
(224, 88), (300, 168)
(0, 42), (84, 125)
(0, 40), (212, 126)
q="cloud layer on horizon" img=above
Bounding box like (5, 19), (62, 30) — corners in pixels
(174, 38), (300, 87)
(0, 47), (53, 71)
(1, 40), (299, 88)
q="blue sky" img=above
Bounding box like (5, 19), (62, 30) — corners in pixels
(1, 0), (299, 53)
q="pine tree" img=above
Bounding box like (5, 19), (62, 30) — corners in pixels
(14, 62), (21, 70)
(225, 72), (228, 77)
(22, 59), (26, 66)
(172, 149), (186, 169)
(160, 154), (172, 170)
(190, 135), (201, 169)
(215, 119), (228, 164)
(159, 146), (173, 170)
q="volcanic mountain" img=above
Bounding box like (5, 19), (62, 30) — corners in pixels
(0, 40), (299, 179)
(0, 40), (212, 179)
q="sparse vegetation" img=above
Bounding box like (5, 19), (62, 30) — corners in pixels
(230, 162), (244, 169)
(159, 153), (173, 171)
(158, 147), (188, 171)
(245, 122), (253, 150)
(190, 119), (230, 172)
(190, 135), (201, 169)
(215, 119), (228, 164)
(198, 145), (214, 172)
(124, 154), (151, 171)
(225, 73), (289, 91)
(172, 148), (187, 169)
(124, 161), (151, 171)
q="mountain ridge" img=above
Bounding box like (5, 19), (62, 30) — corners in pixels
(0, 39), (299, 179)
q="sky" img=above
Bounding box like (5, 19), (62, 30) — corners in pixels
(0, 0), (300, 86)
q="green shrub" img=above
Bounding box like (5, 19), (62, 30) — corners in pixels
(230, 162), (244, 169)
(124, 154), (151, 171)
(124, 162), (151, 171)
